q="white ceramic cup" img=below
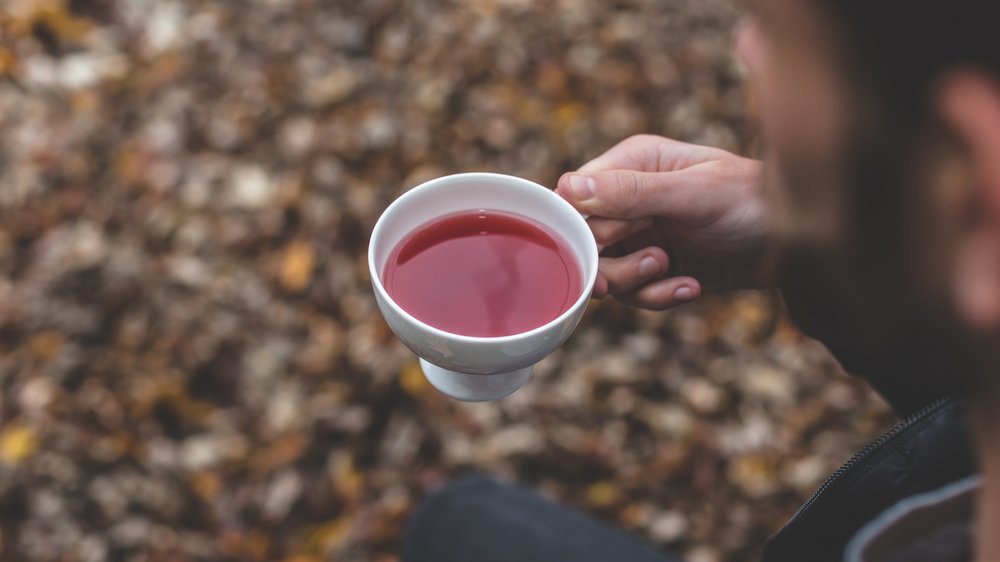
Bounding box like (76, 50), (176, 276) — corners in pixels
(368, 172), (599, 402)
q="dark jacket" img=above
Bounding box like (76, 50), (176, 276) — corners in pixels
(760, 296), (979, 561)
(761, 395), (976, 562)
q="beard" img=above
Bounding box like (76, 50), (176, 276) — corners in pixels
(767, 120), (984, 415)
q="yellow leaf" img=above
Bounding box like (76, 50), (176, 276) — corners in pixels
(330, 452), (363, 504)
(729, 454), (778, 498)
(305, 518), (352, 554)
(553, 101), (585, 132)
(281, 240), (315, 292)
(1, 424), (38, 464)
(584, 480), (621, 508)
(399, 359), (430, 398)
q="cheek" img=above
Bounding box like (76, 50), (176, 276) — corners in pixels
(952, 220), (1000, 330)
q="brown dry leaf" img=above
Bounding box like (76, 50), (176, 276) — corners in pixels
(114, 146), (152, 188)
(71, 90), (101, 116)
(619, 502), (653, 528)
(219, 530), (271, 561)
(296, 316), (346, 376)
(29, 331), (63, 362)
(536, 60), (568, 95)
(257, 435), (308, 473)
(191, 471), (221, 500)
(246, 531), (271, 559)
(0, 47), (20, 76)
(101, 432), (133, 458)
(130, 377), (215, 425)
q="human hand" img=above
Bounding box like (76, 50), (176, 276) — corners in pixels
(556, 135), (767, 310)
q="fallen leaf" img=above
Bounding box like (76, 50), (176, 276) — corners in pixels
(281, 240), (315, 292)
(399, 358), (430, 398)
(30, 331), (63, 362)
(0, 424), (39, 464)
(330, 452), (363, 505)
(584, 480), (621, 508)
(191, 471), (221, 500)
(305, 518), (352, 555)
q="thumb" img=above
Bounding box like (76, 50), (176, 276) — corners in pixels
(556, 169), (695, 220)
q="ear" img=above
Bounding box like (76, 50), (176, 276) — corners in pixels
(938, 72), (1000, 330)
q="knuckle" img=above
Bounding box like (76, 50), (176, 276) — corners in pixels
(599, 260), (629, 286)
(591, 225), (611, 245)
(623, 133), (659, 147)
(592, 227), (613, 245)
(594, 221), (627, 245)
(608, 171), (641, 214)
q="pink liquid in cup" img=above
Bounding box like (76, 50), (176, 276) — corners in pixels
(382, 209), (583, 337)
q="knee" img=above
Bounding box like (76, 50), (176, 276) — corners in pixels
(401, 473), (507, 562)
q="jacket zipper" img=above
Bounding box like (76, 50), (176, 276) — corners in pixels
(784, 395), (956, 525)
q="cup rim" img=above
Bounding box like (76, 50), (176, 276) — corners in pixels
(368, 172), (599, 344)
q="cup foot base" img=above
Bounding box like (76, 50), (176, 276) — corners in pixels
(419, 359), (533, 402)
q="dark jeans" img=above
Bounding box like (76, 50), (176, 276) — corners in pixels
(402, 474), (682, 562)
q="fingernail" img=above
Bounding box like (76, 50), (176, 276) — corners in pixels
(569, 174), (595, 201)
(674, 286), (694, 301)
(639, 256), (660, 276)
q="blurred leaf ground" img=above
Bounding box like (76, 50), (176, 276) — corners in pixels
(0, 1), (894, 561)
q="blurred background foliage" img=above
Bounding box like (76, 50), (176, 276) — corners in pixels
(0, 1), (893, 561)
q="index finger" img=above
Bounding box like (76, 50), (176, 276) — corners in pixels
(556, 168), (707, 220)
(578, 134), (734, 174)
